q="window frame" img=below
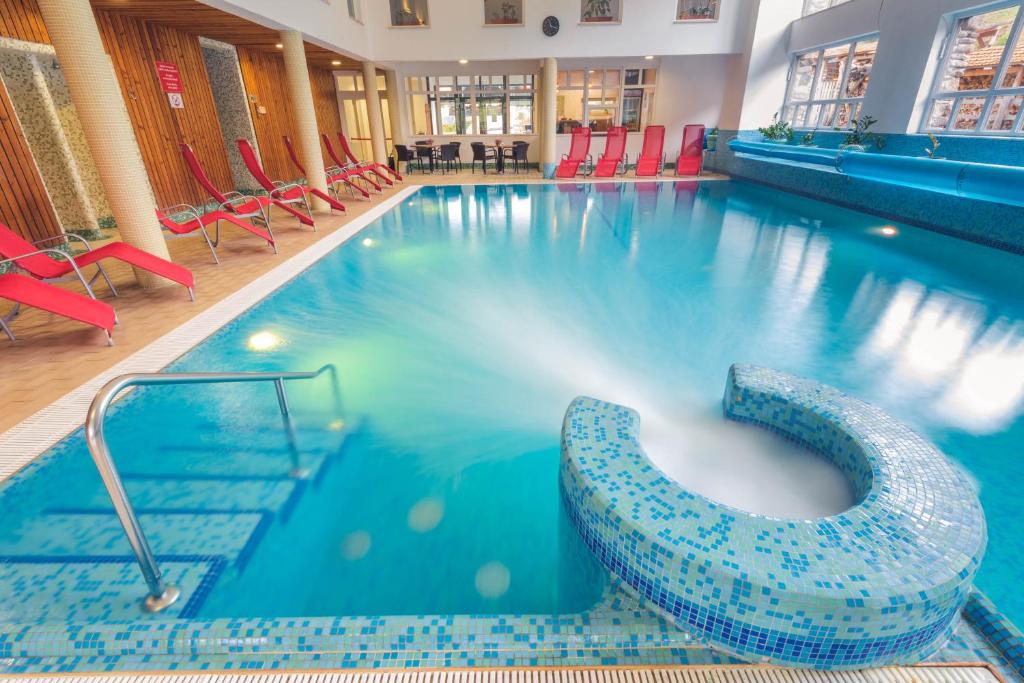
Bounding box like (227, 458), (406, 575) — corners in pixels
(389, 0), (430, 28)
(920, 1), (1024, 136)
(346, 0), (363, 24)
(802, 0), (853, 17)
(405, 74), (537, 137)
(556, 67), (658, 134)
(580, 0), (623, 25)
(781, 35), (878, 131)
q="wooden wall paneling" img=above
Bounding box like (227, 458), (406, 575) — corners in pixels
(95, 9), (232, 208)
(0, 0), (49, 44)
(236, 46), (296, 183)
(309, 66), (342, 154)
(0, 75), (61, 241)
(146, 21), (233, 198)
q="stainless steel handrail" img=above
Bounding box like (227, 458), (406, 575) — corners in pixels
(84, 365), (342, 613)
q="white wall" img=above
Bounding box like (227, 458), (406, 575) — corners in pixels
(788, 0), (990, 133)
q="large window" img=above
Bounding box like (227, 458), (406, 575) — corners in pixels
(802, 0), (852, 16)
(347, 0), (362, 23)
(406, 74), (535, 136)
(923, 3), (1024, 135)
(556, 67), (657, 133)
(337, 72), (392, 160)
(781, 37), (878, 129)
(390, 0), (429, 27)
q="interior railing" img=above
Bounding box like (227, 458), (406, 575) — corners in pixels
(84, 365), (343, 613)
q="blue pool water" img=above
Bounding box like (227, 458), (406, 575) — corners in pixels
(1, 181), (1022, 628)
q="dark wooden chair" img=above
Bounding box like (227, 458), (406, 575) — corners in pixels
(394, 145), (420, 173)
(448, 141), (463, 171)
(503, 141), (529, 174)
(470, 142), (496, 174)
(438, 143), (459, 174)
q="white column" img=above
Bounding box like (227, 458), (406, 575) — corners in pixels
(384, 68), (405, 148)
(280, 29), (329, 211)
(37, 0), (172, 288)
(362, 61), (388, 165)
(541, 57), (557, 179)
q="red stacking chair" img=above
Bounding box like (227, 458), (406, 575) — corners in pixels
(338, 132), (400, 185)
(0, 273), (116, 345)
(675, 124), (706, 176)
(555, 127), (593, 178)
(635, 125), (666, 177)
(593, 126), (628, 178)
(156, 205), (276, 264)
(322, 134), (381, 192)
(284, 135), (372, 200)
(0, 223), (194, 300)
(181, 143), (276, 230)
(237, 138), (346, 229)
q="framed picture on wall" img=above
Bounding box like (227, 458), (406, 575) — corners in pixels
(389, 0), (429, 27)
(484, 0), (524, 26)
(580, 0), (622, 24)
(676, 0), (720, 22)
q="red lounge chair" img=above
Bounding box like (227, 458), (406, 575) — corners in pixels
(676, 124), (706, 176)
(555, 127), (593, 178)
(0, 273), (116, 344)
(237, 139), (345, 228)
(181, 143), (279, 232)
(593, 126), (628, 178)
(157, 205), (276, 264)
(321, 133), (381, 194)
(635, 125), (666, 177)
(338, 132), (400, 185)
(0, 224), (194, 300)
(284, 135), (372, 200)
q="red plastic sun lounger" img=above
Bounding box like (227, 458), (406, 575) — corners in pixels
(0, 273), (116, 344)
(284, 135), (371, 200)
(593, 126), (628, 178)
(338, 132), (400, 185)
(157, 205), (276, 264)
(555, 127), (593, 178)
(675, 124), (706, 177)
(0, 224), (194, 300)
(635, 125), (666, 177)
(181, 143), (276, 230)
(321, 133), (380, 194)
(238, 138), (345, 224)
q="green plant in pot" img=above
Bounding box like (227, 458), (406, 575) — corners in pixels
(838, 114), (885, 151)
(924, 133), (944, 159)
(706, 127), (719, 151)
(801, 130), (817, 147)
(758, 114), (793, 144)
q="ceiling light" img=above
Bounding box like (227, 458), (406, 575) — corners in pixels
(275, 43), (283, 49)
(458, 58), (469, 65)
(645, 55), (655, 60)
(331, 60), (342, 66)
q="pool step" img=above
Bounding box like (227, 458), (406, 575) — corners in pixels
(77, 476), (301, 516)
(0, 665), (1003, 683)
(0, 510), (269, 568)
(0, 554), (223, 623)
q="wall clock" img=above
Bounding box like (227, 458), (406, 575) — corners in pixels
(542, 15), (560, 36)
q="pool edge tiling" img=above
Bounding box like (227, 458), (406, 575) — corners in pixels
(559, 364), (987, 669)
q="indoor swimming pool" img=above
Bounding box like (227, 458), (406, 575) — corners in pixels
(1, 180), (1022, 636)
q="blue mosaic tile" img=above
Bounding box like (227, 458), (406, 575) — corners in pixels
(559, 363), (987, 669)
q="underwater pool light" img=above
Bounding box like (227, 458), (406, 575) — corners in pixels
(247, 331), (282, 351)
(879, 226), (898, 237)
(362, 237), (376, 247)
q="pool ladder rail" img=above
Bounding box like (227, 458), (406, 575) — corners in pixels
(84, 364), (343, 614)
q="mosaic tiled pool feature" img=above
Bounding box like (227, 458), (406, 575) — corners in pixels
(560, 364), (988, 669)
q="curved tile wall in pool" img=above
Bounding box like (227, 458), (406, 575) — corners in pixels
(559, 363), (987, 669)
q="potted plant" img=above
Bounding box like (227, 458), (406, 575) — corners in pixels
(838, 114), (885, 151)
(706, 127), (719, 151)
(800, 130), (817, 147)
(758, 114), (793, 144)
(583, 0), (616, 22)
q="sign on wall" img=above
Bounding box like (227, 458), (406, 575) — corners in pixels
(155, 61), (184, 109)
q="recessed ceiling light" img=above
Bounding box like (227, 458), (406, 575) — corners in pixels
(645, 55), (655, 60)
(458, 58), (469, 64)
(275, 43), (283, 48)
(331, 60), (342, 65)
